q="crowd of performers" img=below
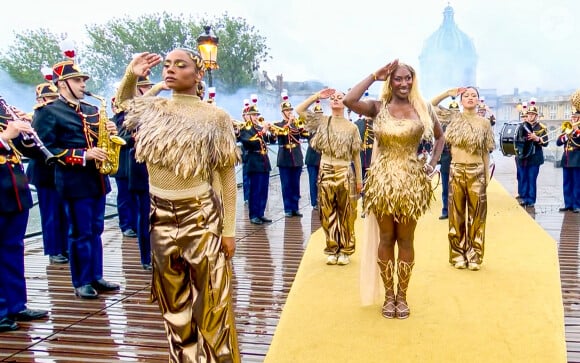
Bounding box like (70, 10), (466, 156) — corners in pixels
(1, 50), (579, 363)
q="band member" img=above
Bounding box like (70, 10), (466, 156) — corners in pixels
(238, 103), (276, 225)
(431, 89), (465, 220)
(477, 96), (496, 126)
(354, 114), (374, 184)
(515, 102), (549, 207)
(296, 88), (362, 266)
(115, 75), (155, 270)
(235, 99), (251, 204)
(26, 81), (69, 263)
(305, 102), (322, 210)
(556, 96), (580, 213)
(0, 102), (49, 332)
(274, 94), (308, 217)
(116, 50), (241, 362)
(33, 59), (121, 299)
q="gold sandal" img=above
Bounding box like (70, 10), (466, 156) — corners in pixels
(395, 296), (410, 319)
(382, 295), (396, 319)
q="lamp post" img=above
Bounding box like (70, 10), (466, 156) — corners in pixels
(196, 25), (219, 88)
(516, 99), (523, 121)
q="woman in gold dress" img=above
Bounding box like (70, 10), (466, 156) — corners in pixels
(444, 86), (495, 271)
(115, 50), (240, 363)
(344, 59), (444, 319)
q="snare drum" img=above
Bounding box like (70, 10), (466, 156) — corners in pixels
(500, 122), (521, 156)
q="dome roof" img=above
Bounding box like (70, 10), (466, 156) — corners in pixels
(420, 5), (477, 59)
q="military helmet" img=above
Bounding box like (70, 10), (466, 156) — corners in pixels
(35, 82), (59, 98)
(52, 60), (89, 83)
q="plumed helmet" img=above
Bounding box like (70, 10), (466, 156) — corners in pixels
(137, 75), (154, 87)
(52, 60), (89, 83)
(35, 83), (59, 98)
(242, 99), (250, 115)
(246, 104), (260, 115)
(280, 90), (293, 111)
(570, 90), (580, 115)
(448, 97), (460, 110)
(313, 99), (323, 113)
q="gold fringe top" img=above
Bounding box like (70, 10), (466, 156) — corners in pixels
(445, 112), (495, 157)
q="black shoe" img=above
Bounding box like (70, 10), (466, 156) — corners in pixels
(122, 229), (137, 238)
(75, 284), (99, 299)
(49, 254), (69, 264)
(9, 308), (48, 322)
(519, 200), (527, 206)
(559, 207), (572, 212)
(438, 214), (448, 220)
(526, 204), (535, 208)
(292, 210), (303, 217)
(91, 279), (120, 292)
(250, 217), (264, 225)
(142, 263), (153, 271)
(0, 317), (19, 332)
(260, 216), (273, 223)
(574, 208), (580, 214)
(312, 205), (318, 210)
(284, 212), (293, 217)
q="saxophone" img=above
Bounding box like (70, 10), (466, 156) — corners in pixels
(84, 91), (126, 175)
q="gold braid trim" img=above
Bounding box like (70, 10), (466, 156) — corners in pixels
(303, 111), (361, 160)
(445, 113), (495, 153)
(124, 95), (240, 180)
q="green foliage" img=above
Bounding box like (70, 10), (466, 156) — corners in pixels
(0, 29), (63, 85)
(0, 12), (271, 95)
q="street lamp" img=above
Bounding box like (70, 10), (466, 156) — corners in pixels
(516, 99), (522, 121)
(196, 25), (219, 88)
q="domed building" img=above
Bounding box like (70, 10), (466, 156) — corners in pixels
(419, 5), (477, 99)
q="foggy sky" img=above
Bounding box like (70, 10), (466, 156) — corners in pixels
(0, 0), (578, 110)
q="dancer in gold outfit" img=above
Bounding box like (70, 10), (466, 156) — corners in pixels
(115, 50), (240, 363)
(445, 86), (495, 271)
(344, 59), (444, 319)
(296, 89), (362, 266)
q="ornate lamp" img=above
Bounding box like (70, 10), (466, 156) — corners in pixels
(196, 25), (219, 87)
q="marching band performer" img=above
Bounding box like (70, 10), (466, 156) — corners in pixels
(304, 102), (322, 210)
(33, 58), (120, 299)
(296, 88), (362, 266)
(515, 100), (549, 207)
(556, 92), (580, 213)
(26, 77), (69, 264)
(0, 101), (49, 332)
(238, 101), (277, 225)
(274, 92), (308, 217)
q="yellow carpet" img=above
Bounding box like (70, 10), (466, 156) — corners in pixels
(264, 180), (566, 363)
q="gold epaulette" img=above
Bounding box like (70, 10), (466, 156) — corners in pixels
(33, 98), (57, 110)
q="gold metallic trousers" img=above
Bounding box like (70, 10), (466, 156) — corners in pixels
(149, 191), (240, 363)
(318, 162), (357, 255)
(448, 163), (488, 265)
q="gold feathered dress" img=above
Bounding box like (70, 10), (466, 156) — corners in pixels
(116, 68), (241, 363)
(445, 111), (495, 267)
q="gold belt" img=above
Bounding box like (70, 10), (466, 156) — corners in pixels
(363, 144), (373, 149)
(283, 143), (298, 149)
(0, 154), (20, 164)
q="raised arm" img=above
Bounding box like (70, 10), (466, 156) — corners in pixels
(295, 88), (335, 117)
(430, 87), (466, 107)
(343, 59), (399, 118)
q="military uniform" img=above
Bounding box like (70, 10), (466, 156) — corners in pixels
(237, 105), (276, 224)
(33, 60), (119, 299)
(514, 105), (549, 207)
(274, 99), (308, 217)
(556, 106), (580, 212)
(354, 116), (374, 183)
(0, 105), (48, 331)
(26, 82), (69, 263)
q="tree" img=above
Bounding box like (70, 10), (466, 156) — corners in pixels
(0, 13), (271, 96)
(0, 29), (64, 85)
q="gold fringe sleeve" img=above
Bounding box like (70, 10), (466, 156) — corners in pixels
(212, 166), (237, 237)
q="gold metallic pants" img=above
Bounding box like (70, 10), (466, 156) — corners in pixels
(318, 163), (356, 255)
(448, 163), (488, 265)
(149, 191), (240, 363)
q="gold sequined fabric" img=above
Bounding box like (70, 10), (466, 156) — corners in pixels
(363, 106), (432, 223)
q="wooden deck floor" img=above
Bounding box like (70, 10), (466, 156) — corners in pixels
(1, 150), (578, 362)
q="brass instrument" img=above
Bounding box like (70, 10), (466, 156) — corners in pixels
(84, 91), (126, 175)
(268, 123), (289, 136)
(561, 120), (580, 135)
(294, 117), (305, 129)
(232, 119), (252, 133)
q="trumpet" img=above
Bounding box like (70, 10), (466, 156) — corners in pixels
(268, 123), (289, 136)
(561, 120), (580, 135)
(294, 117), (305, 129)
(232, 119), (251, 132)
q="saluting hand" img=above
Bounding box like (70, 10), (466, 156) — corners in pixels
(131, 52), (163, 77)
(372, 59), (399, 81)
(317, 88), (336, 100)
